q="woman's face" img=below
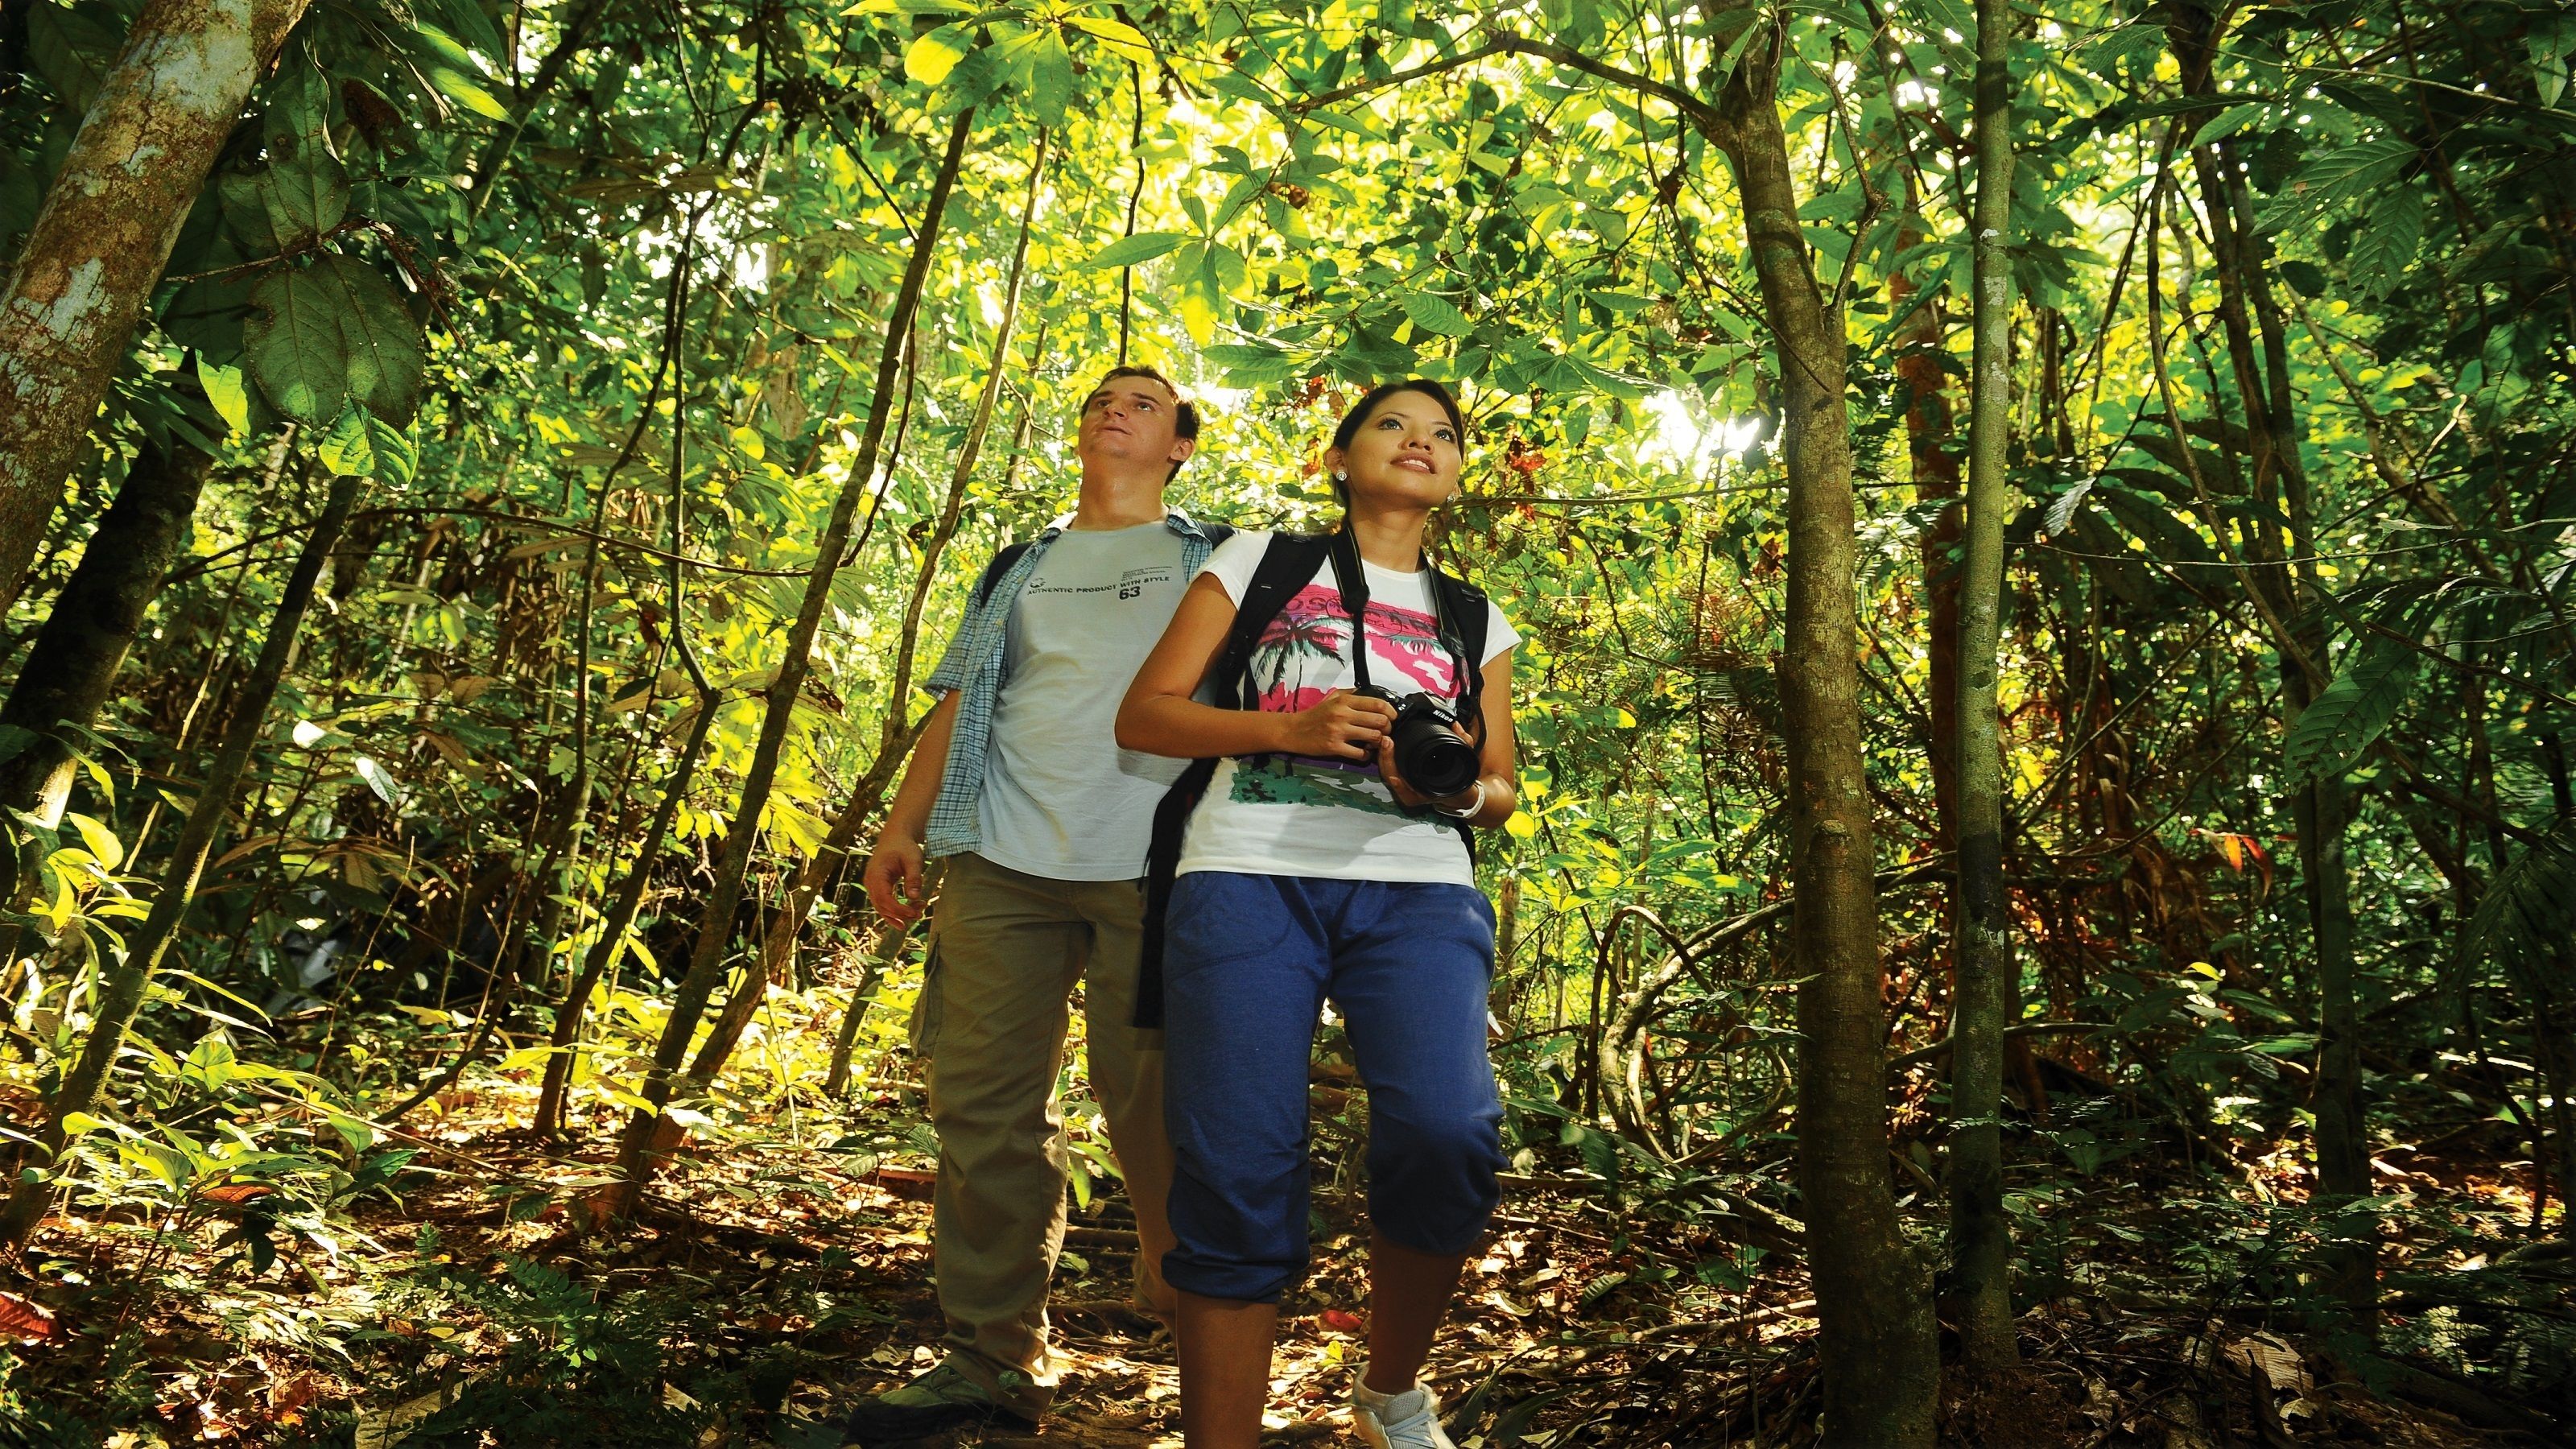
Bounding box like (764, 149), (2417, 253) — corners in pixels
(1329, 389), (1462, 510)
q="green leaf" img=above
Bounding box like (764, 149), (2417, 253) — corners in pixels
(196, 357), (253, 439)
(2347, 185), (2422, 291)
(411, 0), (510, 64)
(1402, 291), (1473, 336)
(60, 811), (122, 870)
(1026, 31), (1074, 124)
(326, 256), (427, 423)
(23, 3), (120, 114)
(906, 25), (973, 86)
(2277, 137), (2415, 219)
(1086, 232), (1191, 269)
(318, 407), (418, 485)
(1204, 343), (1298, 386)
(412, 25), (511, 119)
(2469, 821), (2576, 971)
(2277, 259), (2330, 299)
(256, 146), (351, 250)
(2281, 640), (2417, 785)
(246, 267), (353, 423)
(2190, 103), (2268, 147)
(246, 257), (425, 426)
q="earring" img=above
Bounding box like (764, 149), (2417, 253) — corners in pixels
(1334, 470), (1347, 481)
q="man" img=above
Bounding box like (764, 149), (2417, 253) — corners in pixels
(844, 365), (1225, 1443)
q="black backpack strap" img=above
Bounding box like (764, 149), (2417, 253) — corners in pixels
(1136, 532), (1332, 1028)
(972, 540), (1036, 607)
(1430, 568), (1491, 724)
(1197, 521), (1236, 551)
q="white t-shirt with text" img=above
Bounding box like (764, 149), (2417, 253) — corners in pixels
(976, 522), (1195, 880)
(1174, 530), (1518, 887)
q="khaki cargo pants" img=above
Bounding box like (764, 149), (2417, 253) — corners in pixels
(909, 852), (1178, 1418)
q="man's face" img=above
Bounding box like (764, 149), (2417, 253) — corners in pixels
(1076, 377), (1195, 477)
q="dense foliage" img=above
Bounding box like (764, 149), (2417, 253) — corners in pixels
(0, 0), (2570, 1442)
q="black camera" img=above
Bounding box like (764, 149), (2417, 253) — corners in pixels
(1352, 686), (1481, 799)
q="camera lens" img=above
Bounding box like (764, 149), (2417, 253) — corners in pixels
(1395, 716), (1480, 798)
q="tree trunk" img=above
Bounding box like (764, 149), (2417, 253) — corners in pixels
(0, 435), (214, 828)
(823, 913), (922, 1097)
(683, 126), (1050, 1091)
(1947, 0), (2021, 1375)
(608, 109), (974, 1210)
(532, 693), (718, 1136)
(1707, 21), (1938, 1444)
(0, 0), (311, 614)
(0, 463), (356, 1249)
(2165, 0), (2372, 1317)
(1897, 269), (1961, 857)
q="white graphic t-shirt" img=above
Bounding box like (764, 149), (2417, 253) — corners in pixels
(1174, 530), (1518, 887)
(977, 522), (1196, 879)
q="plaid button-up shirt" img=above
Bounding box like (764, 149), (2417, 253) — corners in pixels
(921, 508), (1228, 861)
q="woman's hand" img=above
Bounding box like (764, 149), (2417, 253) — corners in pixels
(1278, 689), (1396, 761)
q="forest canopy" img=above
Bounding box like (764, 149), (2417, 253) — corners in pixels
(0, 0), (2570, 1443)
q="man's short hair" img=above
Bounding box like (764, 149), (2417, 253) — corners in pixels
(1088, 364), (1202, 444)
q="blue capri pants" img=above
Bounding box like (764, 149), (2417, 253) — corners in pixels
(1158, 871), (1505, 1303)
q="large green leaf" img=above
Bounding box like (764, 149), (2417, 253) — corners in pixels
(2347, 185), (2421, 292)
(244, 257), (425, 426)
(257, 148), (351, 250)
(1086, 232), (1191, 268)
(318, 406), (417, 485)
(246, 267), (354, 423)
(325, 257), (427, 423)
(2267, 137), (2414, 226)
(1203, 343), (1299, 386)
(1026, 31), (1074, 125)
(2281, 639), (2418, 786)
(906, 25), (973, 86)
(23, 3), (120, 114)
(407, 24), (511, 121)
(1402, 291), (1474, 337)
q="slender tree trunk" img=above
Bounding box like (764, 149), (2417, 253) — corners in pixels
(2165, 0), (2372, 1316)
(0, 0), (311, 614)
(608, 109), (974, 1210)
(532, 695), (718, 1135)
(823, 913), (921, 1097)
(1948, 0), (2021, 1374)
(1707, 22), (1938, 1443)
(0, 436), (214, 828)
(1896, 262), (1961, 857)
(0, 465), (357, 1248)
(683, 128), (1050, 1090)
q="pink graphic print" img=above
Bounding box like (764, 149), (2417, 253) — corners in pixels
(1251, 584), (1459, 713)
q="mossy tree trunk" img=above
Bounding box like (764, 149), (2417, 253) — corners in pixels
(0, 0), (309, 613)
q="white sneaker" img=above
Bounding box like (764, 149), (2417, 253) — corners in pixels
(1352, 1367), (1455, 1449)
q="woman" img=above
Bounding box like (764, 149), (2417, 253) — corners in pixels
(1117, 379), (1519, 1449)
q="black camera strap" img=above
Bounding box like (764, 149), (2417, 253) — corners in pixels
(1325, 526), (1377, 695)
(1326, 524), (1474, 702)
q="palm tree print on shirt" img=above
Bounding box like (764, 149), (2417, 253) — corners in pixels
(1231, 584), (1463, 817)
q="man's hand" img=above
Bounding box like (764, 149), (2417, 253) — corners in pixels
(1275, 689), (1395, 761)
(864, 835), (930, 925)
